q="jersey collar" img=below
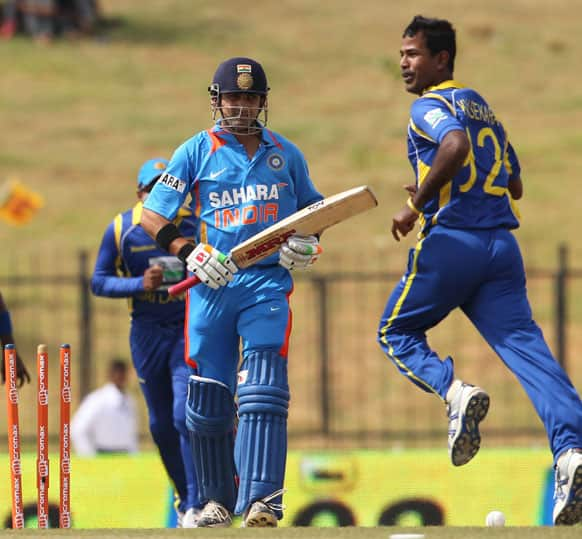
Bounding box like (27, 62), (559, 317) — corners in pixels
(422, 79), (464, 94)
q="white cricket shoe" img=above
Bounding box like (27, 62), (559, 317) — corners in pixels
(446, 380), (490, 466)
(242, 489), (286, 528)
(195, 501), (232, 528)
(181, 507), (201, 528)
(553, 448), (582, 525)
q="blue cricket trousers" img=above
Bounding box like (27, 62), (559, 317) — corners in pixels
(378, 226), (582, 462)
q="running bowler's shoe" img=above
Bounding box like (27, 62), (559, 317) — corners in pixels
(181, 507), (201, 528)
(446, 380), (490, 466)
(553, 448), (582, 525)
(195, 501), (232, 528)
(174, 496), (185, 528)
(242, 489), (286, 528)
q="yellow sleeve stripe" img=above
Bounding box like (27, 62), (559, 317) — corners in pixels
(410, 119), (435, 142)
(131, 202), (143, 226)
(113, 214), (122, 252)
(422, 92), (456, 116)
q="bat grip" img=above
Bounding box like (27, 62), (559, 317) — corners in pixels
(168, 275), (201, 296)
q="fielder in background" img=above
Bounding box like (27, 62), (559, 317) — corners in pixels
(0, 291), (30, 386)
(91, 158), (201, 527)
(71, 358), (138, 455)
(377, 15), (582, 526)
(141, 57), (324, 528)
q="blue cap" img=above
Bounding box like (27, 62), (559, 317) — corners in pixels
(137, 158), (169, 189)
(209, 57), (269, 96)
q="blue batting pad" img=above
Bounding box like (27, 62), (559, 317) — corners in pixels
(186, 375), (237, 512)
(235, 351), (290, 517)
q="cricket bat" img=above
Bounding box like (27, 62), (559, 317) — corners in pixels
(168, 185), (378, 296)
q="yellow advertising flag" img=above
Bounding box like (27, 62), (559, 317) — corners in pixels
(0, 180), (44, 226)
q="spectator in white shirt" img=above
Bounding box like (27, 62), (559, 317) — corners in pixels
(71, 358), (138, 456)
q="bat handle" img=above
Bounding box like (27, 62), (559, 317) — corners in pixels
(168, 275), (201, 296)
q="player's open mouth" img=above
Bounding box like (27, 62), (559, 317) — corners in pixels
(402, 72), (414, 83)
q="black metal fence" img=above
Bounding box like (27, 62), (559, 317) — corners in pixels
(1, 246), (580, 450)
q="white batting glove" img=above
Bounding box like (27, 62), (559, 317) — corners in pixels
(279, 235), (323, 271)
(186, 243), (238, 289)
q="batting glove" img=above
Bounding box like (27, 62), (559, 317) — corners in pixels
(279, 234), (323, 271)
(186, 243), (238, 289)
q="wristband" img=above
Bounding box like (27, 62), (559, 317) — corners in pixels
(406, 197), (421, 215)
(0, 310), (13, 336)
(155, 223), (182, 252)
(177, 243), (195, 263)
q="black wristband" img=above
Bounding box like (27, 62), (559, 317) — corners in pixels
(155, 223), (182, 252)
(177, 243), (195, 263)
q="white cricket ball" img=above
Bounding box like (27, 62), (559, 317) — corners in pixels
(486, 510), (506, 527)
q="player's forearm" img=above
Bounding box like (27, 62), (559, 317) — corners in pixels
(141, 208), (170, 240)
(91, 273), (145, 298)
(508, 176), (523, 200)
(411, 130), (470, 209)
(141, 208), (192, 257)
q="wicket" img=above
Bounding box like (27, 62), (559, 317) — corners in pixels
(3, 343), (71, 529)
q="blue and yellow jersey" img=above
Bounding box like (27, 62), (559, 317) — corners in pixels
(91, 202), (197, 324)
(143, 122), (323, 266)
(407, 80), (521, 232)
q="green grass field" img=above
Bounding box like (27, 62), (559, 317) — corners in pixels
(2, 0), (582, 270)
(0, 528), (580, 538)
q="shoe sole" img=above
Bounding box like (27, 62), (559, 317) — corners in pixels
(554, 463), (582, 525)
(244, 510), (278, 528)
(196, 521), (232, 528)
(451, 391), (490, 466)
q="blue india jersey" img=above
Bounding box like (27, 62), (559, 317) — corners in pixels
(144, 122), (323, 266)
(407, 80), (521, 233)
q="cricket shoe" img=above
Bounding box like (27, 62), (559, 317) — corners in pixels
(195, 501), (232, 528)
(181, 507), (201, 528)
(553, 448), (582, 525)
(446, 380), (490, 466)
(242, 489), (286, 528)
(174, 495), (185, 528)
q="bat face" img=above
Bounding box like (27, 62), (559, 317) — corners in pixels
(168, 185), (377, 296)
(232, 228), (297, 266)
(230, 185), (377, 268)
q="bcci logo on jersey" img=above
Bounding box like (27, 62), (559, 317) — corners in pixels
(267, 153), (285, 171)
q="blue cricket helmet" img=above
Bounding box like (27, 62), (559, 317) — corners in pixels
(209, 57), (269, 97)
(137, 158), (169, 189)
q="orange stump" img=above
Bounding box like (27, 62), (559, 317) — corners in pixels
(36, 344), (49, 528)
(59, 344), (72, 528)
(4, 344), (24, 528)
